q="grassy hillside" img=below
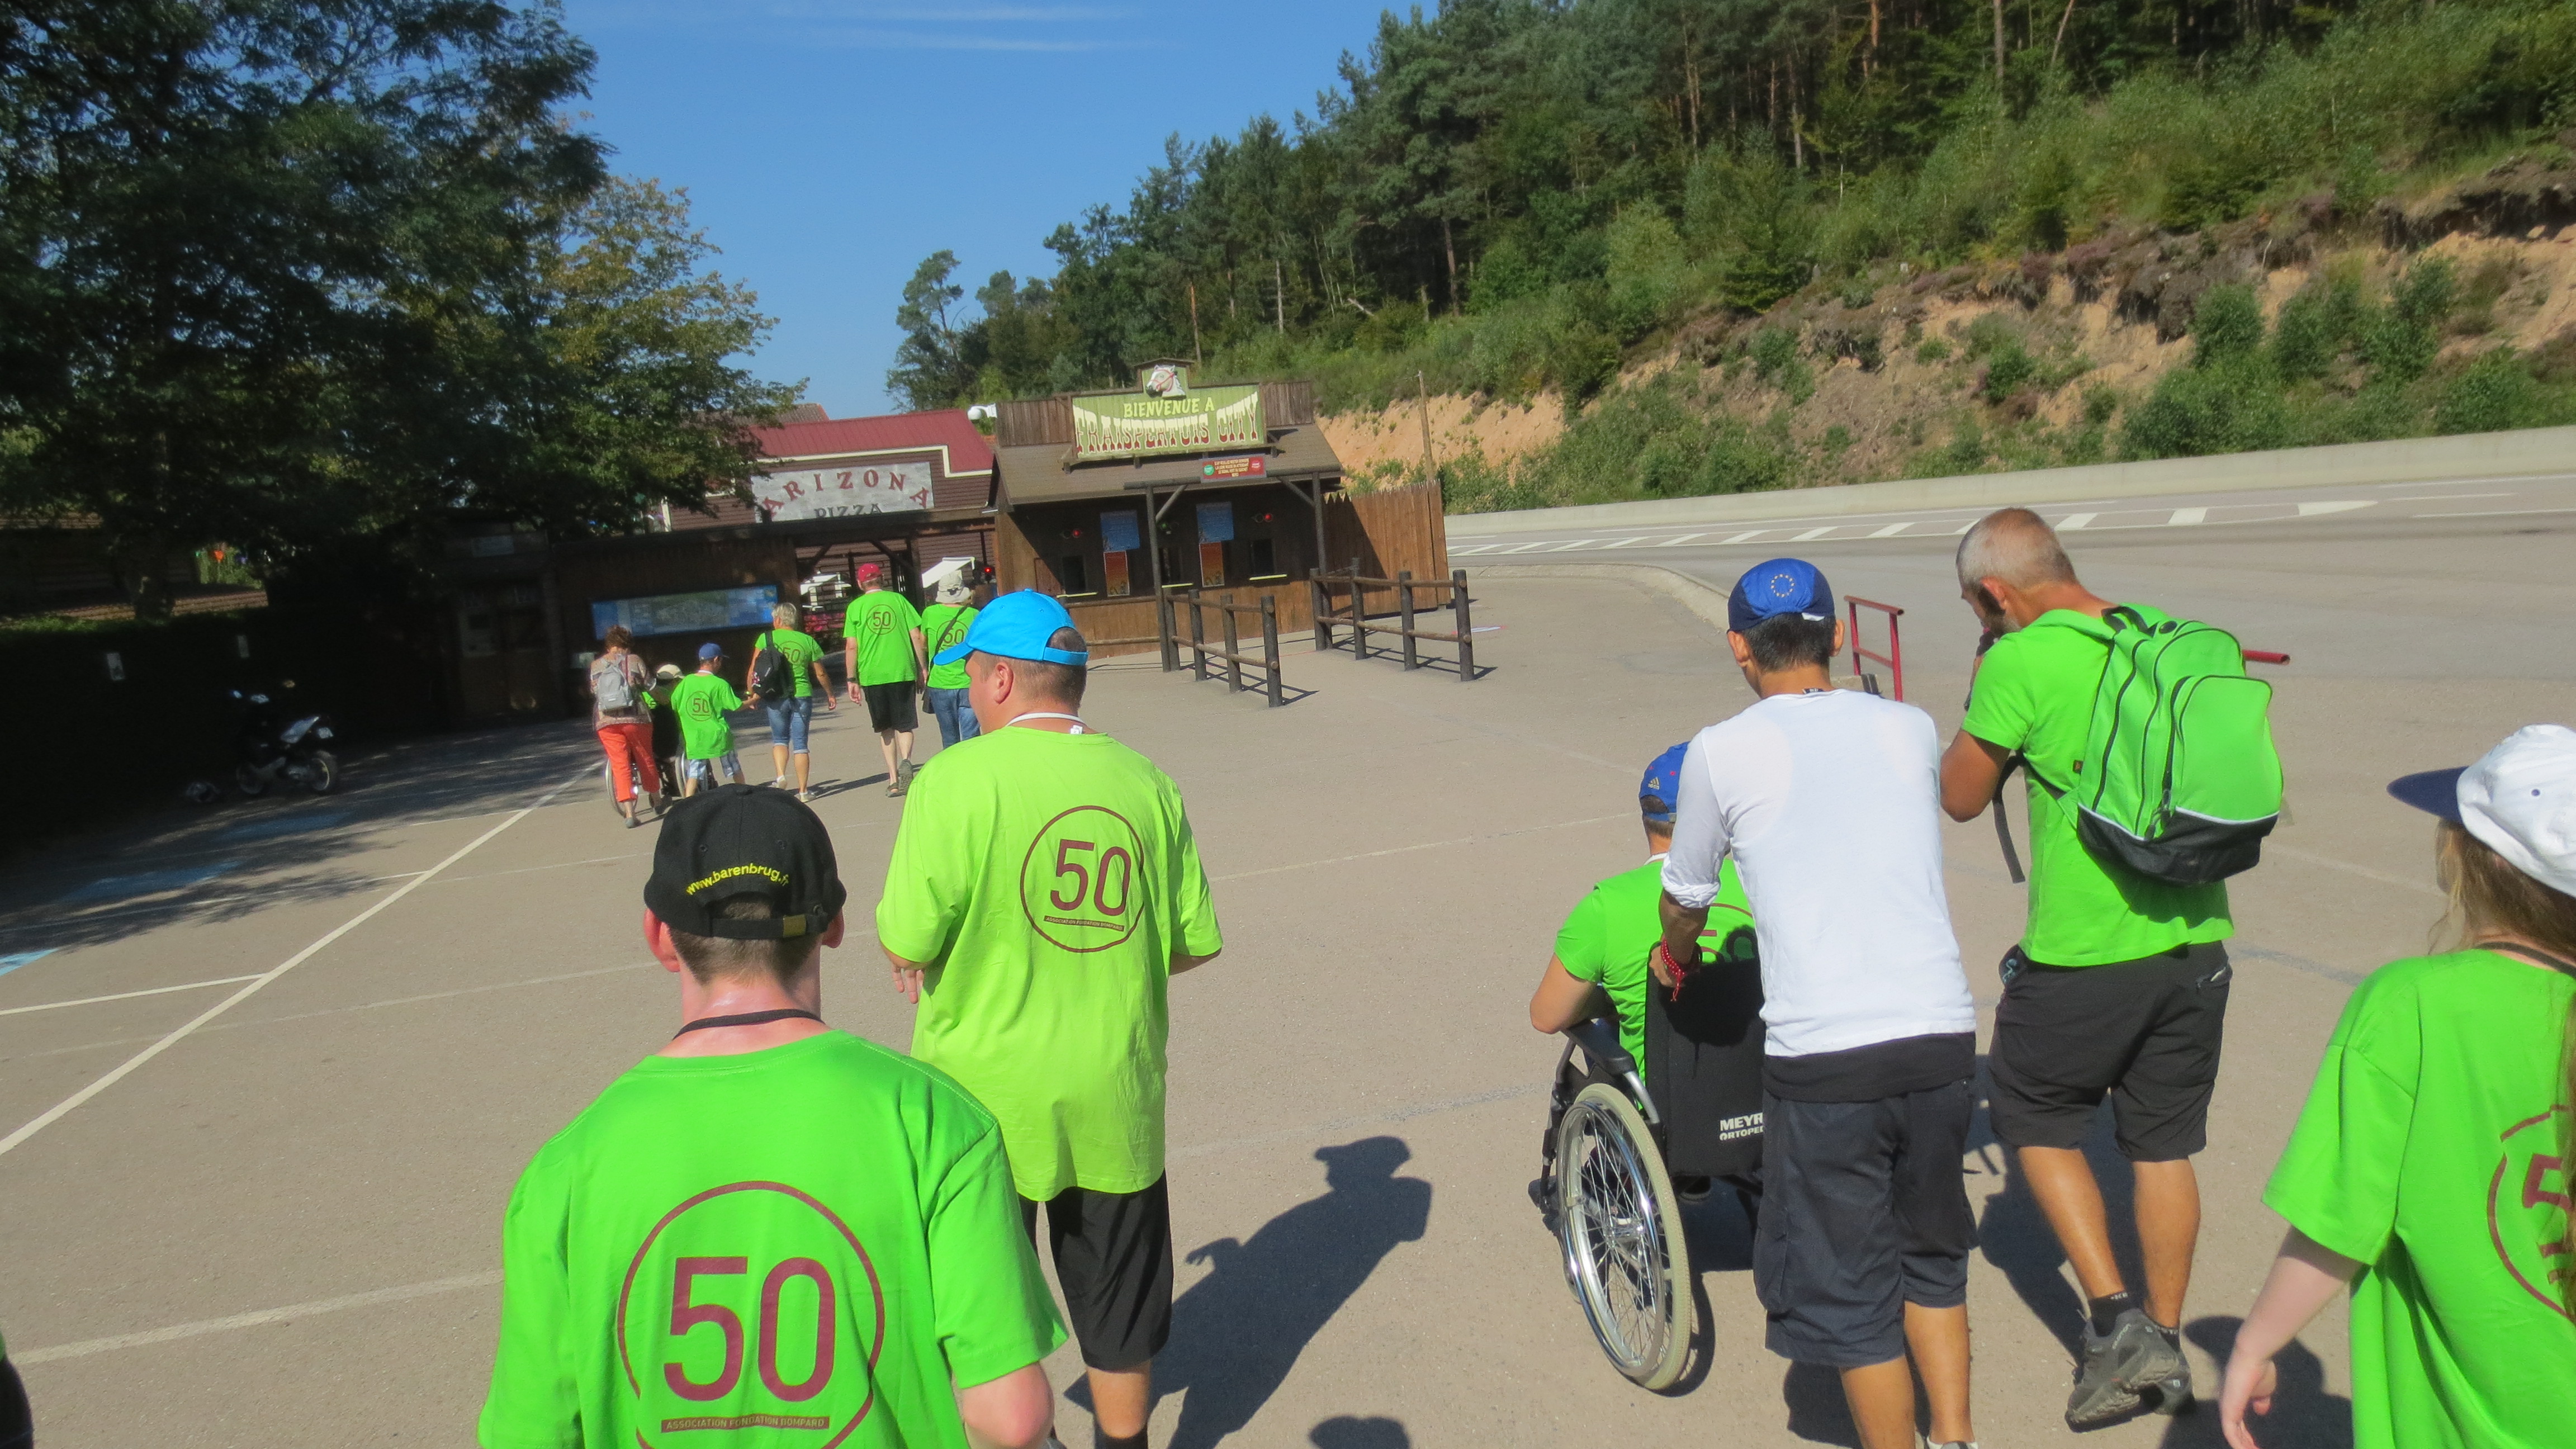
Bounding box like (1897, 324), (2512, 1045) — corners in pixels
(887, 0), (2576, 509)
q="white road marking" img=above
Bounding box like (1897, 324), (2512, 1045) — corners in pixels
(1718, 529), (1769, 543)
(1597, 535), (1649, 549)
(2057, 512), (2099, 530)
(2296, 500), (2374, 517)
(16, 1271), (503, 1365)
(0, 766), (591, 1159)
(1867, 522), (1911, 538)
(2386, 493), (2512, 501)
(1788, 525), (1836, 541)
(2266, 844), (2445, 899)
(1656, 533), (1706, 546)
(0, 976), (263, 1017)
(1499, 541), (1556, 553)
(2412, 506), (2576, 518)
(2168, 507), (2208, 525)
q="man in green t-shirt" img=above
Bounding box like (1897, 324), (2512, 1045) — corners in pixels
(920, 574), (981, 750)
(1938, 508), (2233, 1426)
(841, 563), (927, 796)
(749, 603), (837, 801)
(877, 590), (1223, 1449)
(1530, 741), (1758, 1202)
(669, 644), (746, 797)
(479, 786), (1065, 1449)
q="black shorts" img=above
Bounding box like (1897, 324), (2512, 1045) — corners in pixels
(1021, 1176), (1174, 1372)
(1987, 941), (2232, 1161)
(1753, 1081), (1977, 1368)
(861, 681), (917, 733)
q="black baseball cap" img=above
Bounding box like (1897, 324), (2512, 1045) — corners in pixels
(643, 784), (846, 940)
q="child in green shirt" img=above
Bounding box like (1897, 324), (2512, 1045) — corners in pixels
(2222, 726), (2576, 1449)
(668, 643), (746, 797)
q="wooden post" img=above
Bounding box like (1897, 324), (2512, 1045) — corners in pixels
(1261, 595), (1284, 708)
(1311, 575), (1331, 654)
(1221, 599), (1243, 693)
(1453, 569), (1475, 683)
(1157, 592), (1177, 673)
(1348, 556), (1368, 662)
(1188, 587), (1207, 681)
(1398, 570), (1417, 670)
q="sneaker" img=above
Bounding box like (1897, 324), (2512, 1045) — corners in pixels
(1916, 1437), (1981, 1449)
(2066, 1308), (2187, 1427)
(796, 789), (813, 803)
(896, 758), (915, 792)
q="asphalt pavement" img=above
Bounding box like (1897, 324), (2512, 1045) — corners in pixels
(0, 470), (2568, 1448)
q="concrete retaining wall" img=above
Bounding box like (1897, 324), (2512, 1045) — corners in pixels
(1447, 425), (2576, 536)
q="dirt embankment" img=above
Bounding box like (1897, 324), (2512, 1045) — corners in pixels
(1323, 155), (2576, 487)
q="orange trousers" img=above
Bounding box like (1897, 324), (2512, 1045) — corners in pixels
(598, 722), (661, 802)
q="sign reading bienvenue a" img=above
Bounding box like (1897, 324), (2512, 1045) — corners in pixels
(751, 461), (934, 521)
(1069, 385), (1265, 462)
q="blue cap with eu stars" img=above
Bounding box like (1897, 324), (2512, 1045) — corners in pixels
(932, 589), (1091, 669)
(1726, 557), (1836, 634)
(1639, 742), (1690, 824)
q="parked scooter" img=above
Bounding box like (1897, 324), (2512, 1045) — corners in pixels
(228, 682), (341, 795)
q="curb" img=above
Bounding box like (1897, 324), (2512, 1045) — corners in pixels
(1469, 561), (1737, 636)
(1445, 425), (2576, 536)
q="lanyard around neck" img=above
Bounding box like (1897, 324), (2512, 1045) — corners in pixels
(2478, 940), (2576, 979)
(1014, 712), (1089, 735)
(673, 1007), (820, 1038)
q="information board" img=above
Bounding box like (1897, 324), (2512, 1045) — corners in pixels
(591, 584), (779, 641)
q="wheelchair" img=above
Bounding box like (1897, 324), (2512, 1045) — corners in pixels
(1536, 923), (1765, 1390)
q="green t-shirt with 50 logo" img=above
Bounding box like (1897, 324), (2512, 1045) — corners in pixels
(843, 591), (924, 687)
(478, 1031), (1064, 1449)
(920, 604), (977, 691)
(876, 726), (1224, 1200)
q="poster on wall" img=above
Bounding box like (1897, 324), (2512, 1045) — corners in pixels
(1104, 552), (1131, 597)
(1196, 500), (1235, 542)
(1100, 510), (1142, 553)
(590, 584), (779, 641)
(749, 460), (934, 521)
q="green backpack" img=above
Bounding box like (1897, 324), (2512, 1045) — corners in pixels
(2014, 607), (2284, 886)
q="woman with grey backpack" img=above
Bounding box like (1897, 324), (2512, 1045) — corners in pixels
(589, 624), (661, 827)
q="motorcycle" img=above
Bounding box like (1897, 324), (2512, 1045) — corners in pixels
(227, 683), (341, 796)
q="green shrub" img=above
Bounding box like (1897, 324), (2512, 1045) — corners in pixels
(2122, 359), (2291, 458)
(2081, 383), (2120, 426)
(2270, 279), (2360, 381)
(1701, 420), (1794, 493)
(1922, 420), (1989, 477)
(2190, 284), (2266, 368)
(1547, 324), (1620, 404)
(1914, 335), (1953, 364)
(1749, 326), (1815, 402)
(1604, 209), (1688, 342)
(1981, 342), (2038, 402)
(2435, 349), (2547, 434)
(2363, 257), (2458, 383)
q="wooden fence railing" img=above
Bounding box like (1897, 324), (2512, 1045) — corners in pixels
(1311, 566), (1479, 681)
(1158, 590), (1285, 707)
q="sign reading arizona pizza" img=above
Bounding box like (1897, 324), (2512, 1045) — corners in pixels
(619, 1181), (887, 1446)
(751, 461), (934, 522)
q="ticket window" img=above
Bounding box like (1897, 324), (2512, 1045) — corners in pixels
(1240, 503), (1284, 580)
(1195, 500), (1234, 589)
(1098, 510), (1142, 598)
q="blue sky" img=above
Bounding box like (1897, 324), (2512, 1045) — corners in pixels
(556, 1), (1399, 417)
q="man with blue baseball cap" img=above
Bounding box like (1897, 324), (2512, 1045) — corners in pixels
(876, 589), (1224, 1449)
(1658, 558), (1983, 1449)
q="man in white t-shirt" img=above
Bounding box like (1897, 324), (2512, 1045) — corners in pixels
(1658, 558), (1981, 1449)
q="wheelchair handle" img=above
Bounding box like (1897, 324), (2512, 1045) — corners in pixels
(1564, 1017), (1658, 1125)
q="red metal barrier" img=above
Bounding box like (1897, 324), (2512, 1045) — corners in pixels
(2244, 649), (2290, 665)
(1846, 596), (1905, 700)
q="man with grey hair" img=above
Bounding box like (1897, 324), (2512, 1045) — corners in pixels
(747, 602), (835, 801)
(1937, 507), (2234, 1427)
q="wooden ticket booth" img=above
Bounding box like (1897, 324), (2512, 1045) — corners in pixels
(990, 370), (1446, 657)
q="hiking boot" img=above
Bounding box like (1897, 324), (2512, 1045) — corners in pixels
(2066, 1308), (2187, 1427)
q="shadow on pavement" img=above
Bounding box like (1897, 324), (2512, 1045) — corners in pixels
(2153, 1318), (2352, 1449)
(1971, 1059), (2147, 1360)
(1149, 1136), (1432, 1449)
(1309, 1416), (1410, 1448)
(0, 720), (603, 956)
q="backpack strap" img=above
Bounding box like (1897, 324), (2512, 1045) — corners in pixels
(1989, 751), (2068, 886)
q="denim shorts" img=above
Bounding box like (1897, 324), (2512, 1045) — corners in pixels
(764, 694), (813, 752)
(686, 752), (744, 784)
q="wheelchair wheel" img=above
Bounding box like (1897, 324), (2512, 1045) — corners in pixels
(1554, 1082), (1692, 1389)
